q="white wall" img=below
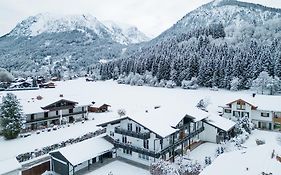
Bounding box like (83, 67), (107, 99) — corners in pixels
(200, 123), (217, 143)
(116, 148), (153, 166)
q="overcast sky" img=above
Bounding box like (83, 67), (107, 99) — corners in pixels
(0, 0), (281, 37)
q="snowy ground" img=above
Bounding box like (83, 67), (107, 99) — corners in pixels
(188, 142), (219, 165)
(196, 129), (281, 175)
(85, 160), (149, 175)
(0, 112), (117, 161)
(0, 78), (281, 171)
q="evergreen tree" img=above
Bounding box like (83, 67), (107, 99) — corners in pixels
(0, 93), (25, 139)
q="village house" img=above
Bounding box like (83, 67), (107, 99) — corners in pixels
(97, 106), (235, 166)
(23, 98), (91, 130)
(221, 98), (281, 130)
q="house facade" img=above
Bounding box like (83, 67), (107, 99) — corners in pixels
(98, 109), (206, 166)
(222, 99), (281, 130)
(25, 99), (90, 130)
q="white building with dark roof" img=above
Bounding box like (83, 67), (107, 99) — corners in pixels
(97, 106), (234, 166)
(221, 98), (281, 130)
(50, 136), (114, 175)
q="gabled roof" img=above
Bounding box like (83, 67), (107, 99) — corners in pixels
(50, 136), (114, 166)
(226, 99), (257, 109)
(98, 106), (209, 138)
(41, 99), (78, 111)
(203, 114), (236, 132)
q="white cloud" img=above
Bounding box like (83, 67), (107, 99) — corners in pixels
(0, 0), (281, 37)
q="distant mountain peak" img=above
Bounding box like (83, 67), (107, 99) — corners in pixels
(7, 13), (149, 45)
(103, 21), (150, 44)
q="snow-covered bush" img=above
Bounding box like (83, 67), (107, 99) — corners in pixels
(165, 80), (176, 88)
(117, 109), (126, 117)
(149, 76), (158, 87)
(196, 98), (210, 111)
(181, 77), (199, 89)
(0, 68), (14, 82)
(117, 74), (126, 84)
(150, 158), (201, 175)
(157, 79), (167, 87)
(235, 115), (254, 134)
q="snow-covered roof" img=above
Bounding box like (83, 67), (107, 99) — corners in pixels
(126, 106), (209, 138)
(204, 114), (236, 131)
(51, 136), (114, 166)
(0, 91), (92, 114)
(226, 96), (281, 112)
(200, 144), (281, 175)
(0, 158), (21, 174)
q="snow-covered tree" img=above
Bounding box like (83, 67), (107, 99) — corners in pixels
(0, 93), (25, 139)
(230, 77), (240, 91)
(196, 98), (209, 111)
(117, 109), (126, 118)
(251, 71), (272, 94)
(181, 77), (199, 89)
(267, 76), (281, 95)
(165, 80), (176, 88)
(236, 115), (253, 134)
(0, 68), (14, 82)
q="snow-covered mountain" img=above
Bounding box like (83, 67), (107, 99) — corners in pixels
(8, 13), (128, 45)
(101, 0), (281, 90)
(158, 0), (281, 40)
(7, 13), (149, 45)
(0, 13), (151, 74)
(103, 21), (150, 44)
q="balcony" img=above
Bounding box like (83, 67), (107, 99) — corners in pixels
(160, 127), (204, 154)
(114, 141), (160, 158)
(115, 127), (150, 140)
(26, 111), (87, 123)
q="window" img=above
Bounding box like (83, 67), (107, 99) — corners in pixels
(138, 153), (141, 158)
(233, 111), (240, 117)
(261, 112), (269, 117)
(44, 112), (48, 118)
(136, 126), (141, 133)
(123, 149), (132, 155)
(82, 107), (84, 112)
(143, 140), (149, 149)
(127, 123), (132, 131)
(237, 101), (246, 110)
(56, 111), (59, 115)
(69, 108), (73, 114)
(110, 131), (114, 137)
(30, 114), (35, 121)
(122, 135), (127, 143)
(242, 112), (249, 118)
(224, 109), (231, 113)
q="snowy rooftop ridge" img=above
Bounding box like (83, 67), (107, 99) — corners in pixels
(226, 96), (281, 111)
(204, 114), (236, 131)
(50, 135), (114, 166)
(0, 158), (21, 174)
(125, 105), (209, 137)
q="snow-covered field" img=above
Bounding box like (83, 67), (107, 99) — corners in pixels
(85, 160), (149, 175)
(1, 78), (281, 174)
